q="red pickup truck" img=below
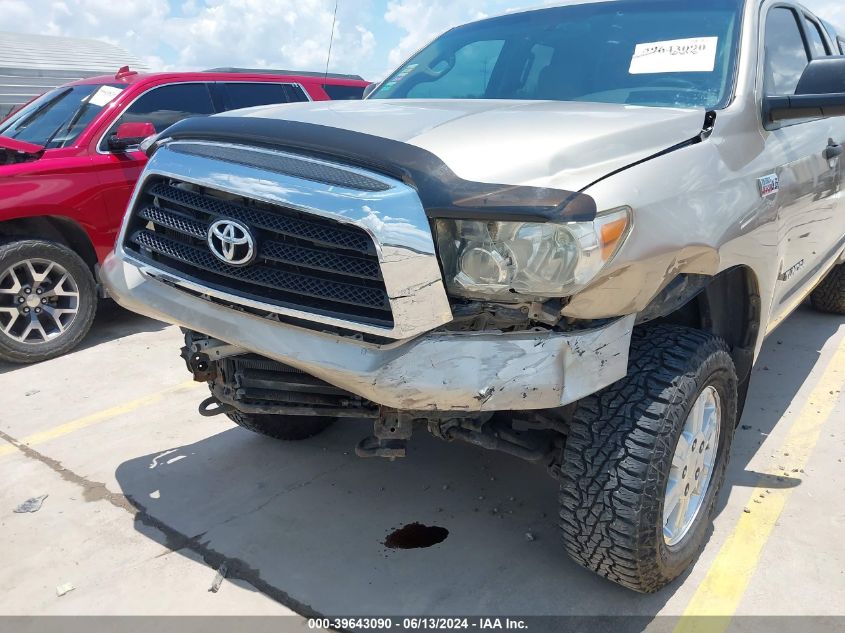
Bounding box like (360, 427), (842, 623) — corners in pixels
(0, 67), (369, 363)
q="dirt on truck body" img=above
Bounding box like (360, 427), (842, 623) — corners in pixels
(103, 0), (845, 592)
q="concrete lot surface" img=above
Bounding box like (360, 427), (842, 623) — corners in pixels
(0, 302), (843, 629)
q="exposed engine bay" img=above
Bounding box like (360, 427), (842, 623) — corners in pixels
(0, 148), (39, 166)
(183, 330), (572, 477)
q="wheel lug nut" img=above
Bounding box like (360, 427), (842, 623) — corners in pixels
(41, 298), (47, 304)
(36, 288), (43, 295)
(34, 307), (41, 314)
(684, 484), (690, 496)
(18, 297), (25, 304)
(24, 287), (31, 295)
(682, 467), (688, 479)
(23, 307), (30, 314)
(696, 468), (701, 480)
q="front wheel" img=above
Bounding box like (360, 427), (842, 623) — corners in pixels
(559, 325), (737, 593)
(0, 240), (97, 364)
(226, 410), (336, 441)
(810, 262), (845, 315)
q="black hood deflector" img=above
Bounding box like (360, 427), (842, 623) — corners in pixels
(153, 116), (598, 223)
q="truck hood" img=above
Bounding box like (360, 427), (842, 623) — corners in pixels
(234, 99), (707, 192)
(0, 136), (44, 166)
(0, 136), (44, 155)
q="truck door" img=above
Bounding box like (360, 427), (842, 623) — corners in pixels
(92, 83), (217, 230)
(215, 82), (309, 111)
(762, 6), (845, 326)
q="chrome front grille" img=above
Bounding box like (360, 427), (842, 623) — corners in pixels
(118, 142), (453, 340)
(123, 179), (393, 327)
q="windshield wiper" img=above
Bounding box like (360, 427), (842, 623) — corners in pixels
(42, 94), (94, 150)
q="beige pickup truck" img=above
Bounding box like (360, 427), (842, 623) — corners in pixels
(103, 0), (845, 592)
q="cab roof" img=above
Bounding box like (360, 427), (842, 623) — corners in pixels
(68, 67), (369, 88)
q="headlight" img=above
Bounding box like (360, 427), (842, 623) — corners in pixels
(434, 207), (631, 301)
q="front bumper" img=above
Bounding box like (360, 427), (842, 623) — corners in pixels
(103, 252), (635, 412)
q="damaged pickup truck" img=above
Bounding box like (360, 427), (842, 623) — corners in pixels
(103, 0), (845, 592)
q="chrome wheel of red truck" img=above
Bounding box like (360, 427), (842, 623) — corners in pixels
(0, 240), (96, 363)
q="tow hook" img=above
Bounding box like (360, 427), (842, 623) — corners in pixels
(356, 409), (415, 459)
(198, 396), (234, 418)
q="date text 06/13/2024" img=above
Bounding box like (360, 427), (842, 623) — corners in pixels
(307, 618), (529, 630)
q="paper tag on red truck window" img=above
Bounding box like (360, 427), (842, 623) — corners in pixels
(88, 85), (123, 107)
(629, 37), (719, 74)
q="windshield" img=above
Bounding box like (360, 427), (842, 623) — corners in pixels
(0, 84), (124, 148)
(372, 0), (743, 109)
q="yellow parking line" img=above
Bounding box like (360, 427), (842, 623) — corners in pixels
(0, 380), (200, 458)
(675, 336), (845, 633)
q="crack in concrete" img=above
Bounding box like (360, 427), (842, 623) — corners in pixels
(215, 458), (352, 530)
(0, 428), (324, 618)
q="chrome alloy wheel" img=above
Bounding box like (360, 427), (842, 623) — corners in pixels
(663, 385), (721, 546)
(0, 258), (80, 344)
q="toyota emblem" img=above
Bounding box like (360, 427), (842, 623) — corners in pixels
(207, 219), (256, 267)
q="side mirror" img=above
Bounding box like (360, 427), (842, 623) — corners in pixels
(107, 121), (156, 152)
(362, 83), (378, 99)
(765, 56), (845, 123)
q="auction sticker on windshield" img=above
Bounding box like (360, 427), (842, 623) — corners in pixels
(88, 85), (123, 107)
(629, 37), (719, 74)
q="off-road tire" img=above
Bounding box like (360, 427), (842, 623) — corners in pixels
(226, 411), (336, 441)
(810, 263), (845, 315)
(559, 325), (737, 593)
(0, 240), (97, 364)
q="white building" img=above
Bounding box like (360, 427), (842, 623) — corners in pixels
(0, 31), (148, 118)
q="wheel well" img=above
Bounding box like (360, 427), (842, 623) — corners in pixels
(646, 267), (761, 385)
(0, 216), (98, 271)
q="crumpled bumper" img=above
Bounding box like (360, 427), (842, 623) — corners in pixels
(102, 252), (635, 412)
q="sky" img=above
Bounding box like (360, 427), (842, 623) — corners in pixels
(0, 0), (843, 82)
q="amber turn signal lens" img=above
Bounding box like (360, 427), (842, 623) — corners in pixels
(600, 216), (629, 259)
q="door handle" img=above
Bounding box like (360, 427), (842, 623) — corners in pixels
(824, 142), (843, 160)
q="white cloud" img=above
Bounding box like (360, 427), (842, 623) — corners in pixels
(0, 0), (171, 68)
(804, 0), (845, 27)
(0, 0), (376, 76)
(383, 1), (490, 69)
(160, 0), (374, 73)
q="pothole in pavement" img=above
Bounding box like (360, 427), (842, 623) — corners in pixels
(385, 523), (449, 549)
